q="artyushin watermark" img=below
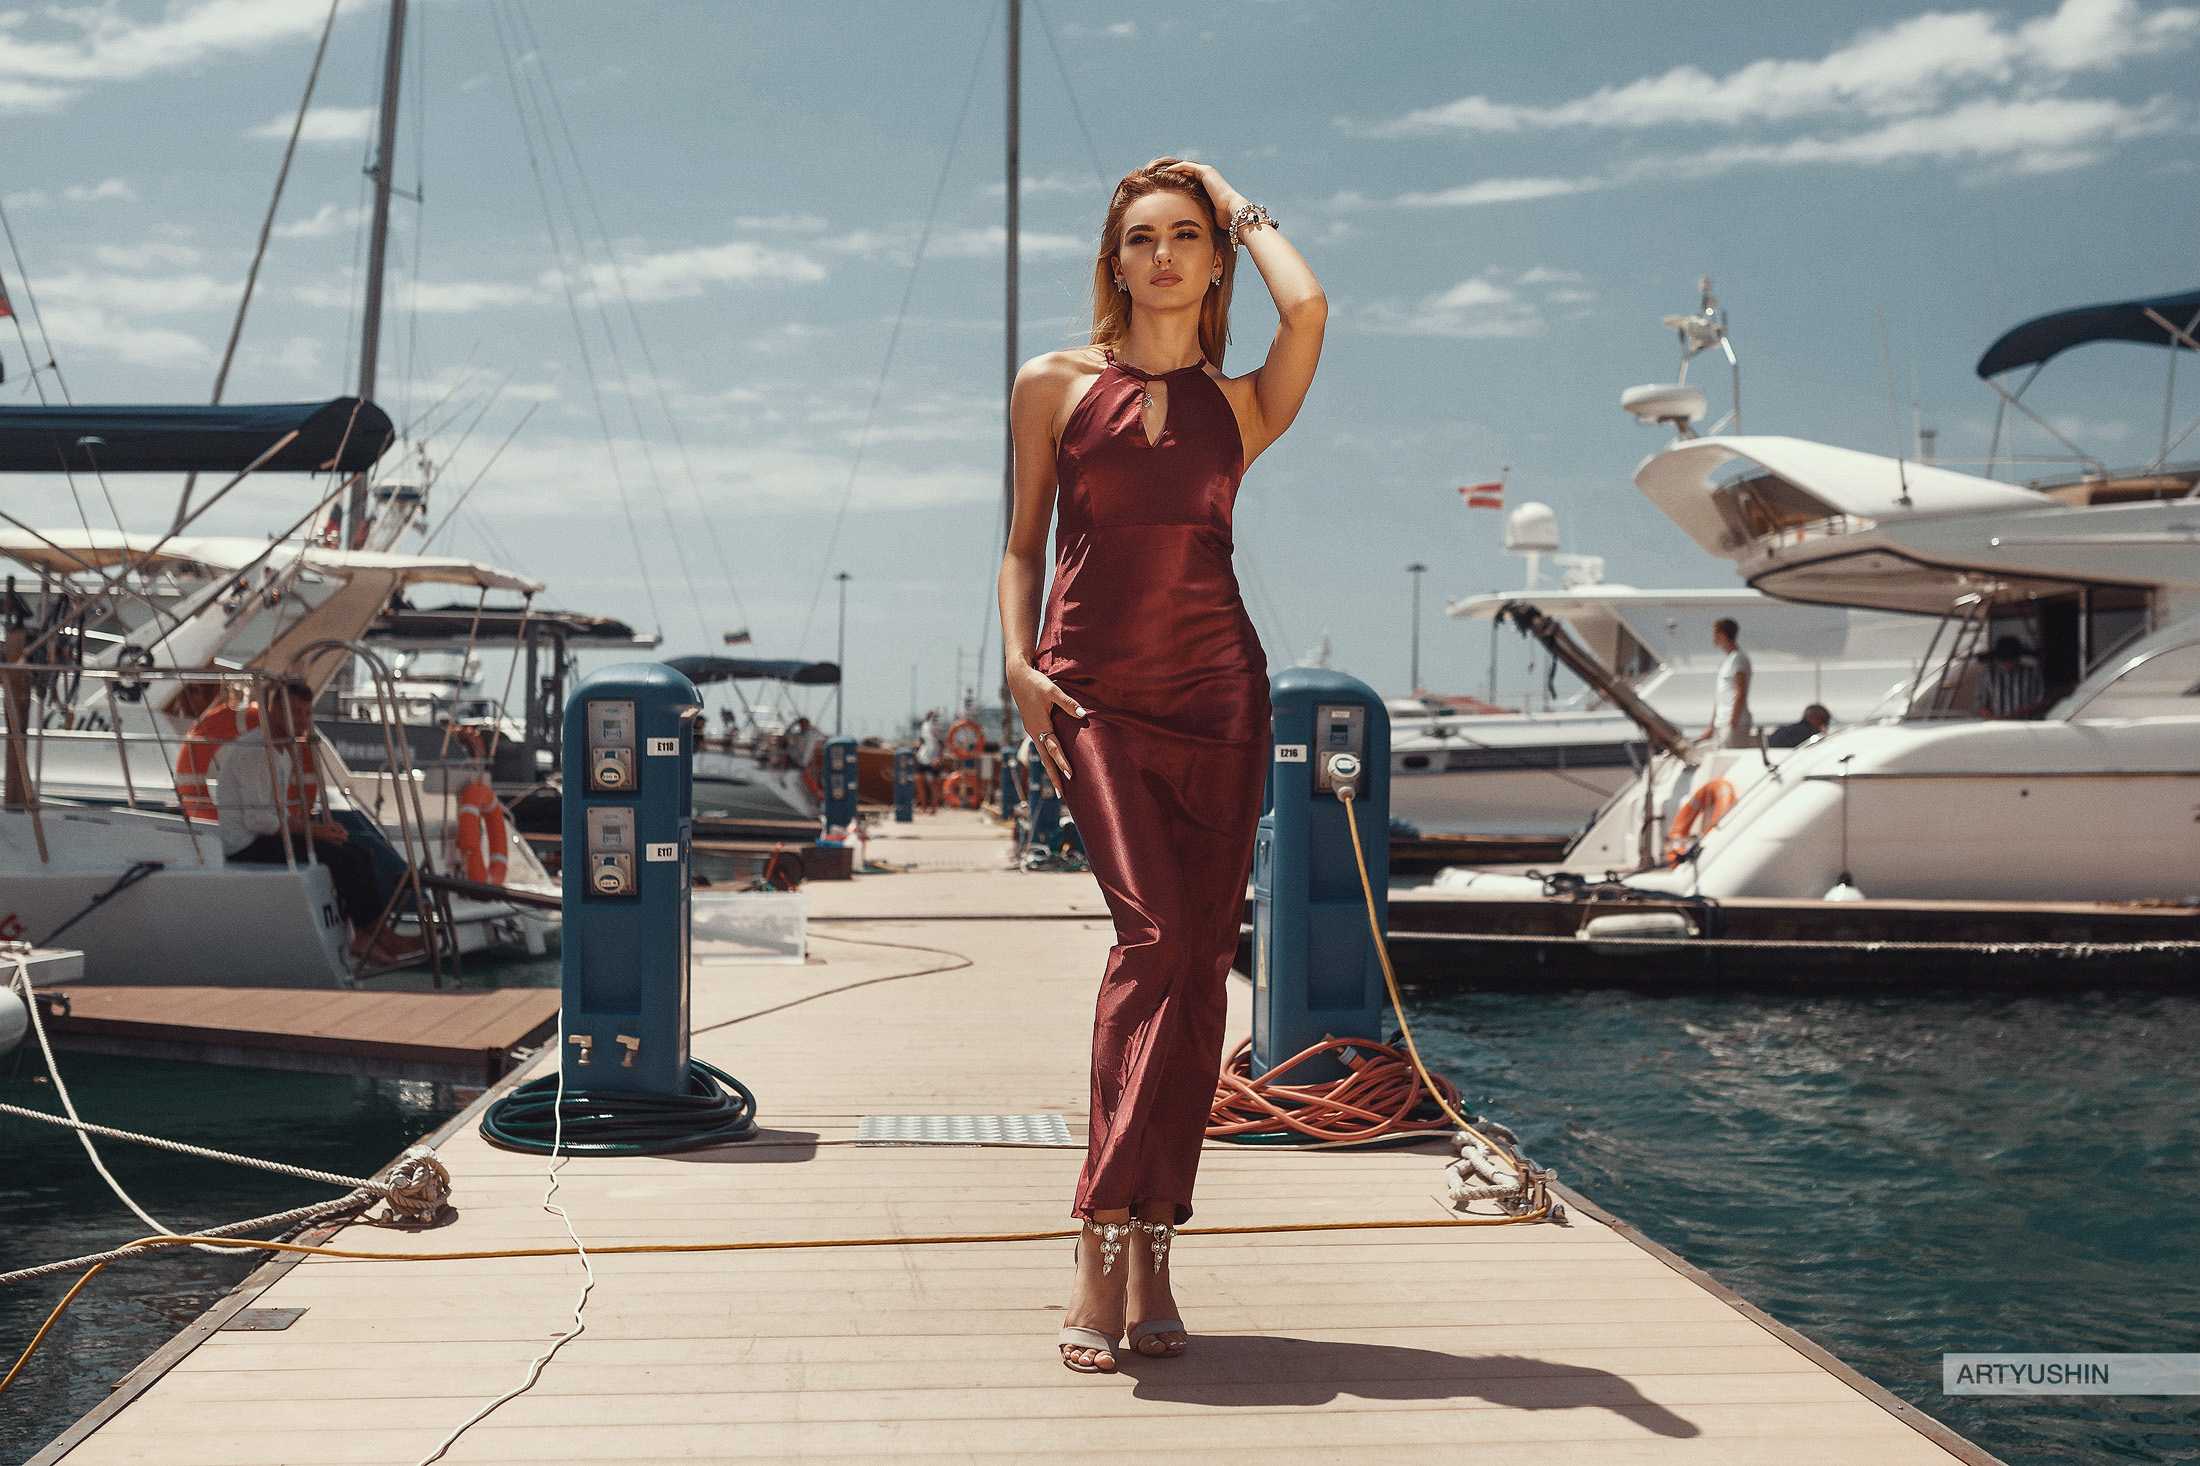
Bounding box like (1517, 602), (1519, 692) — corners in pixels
(1944, 1354), (2200, 1395)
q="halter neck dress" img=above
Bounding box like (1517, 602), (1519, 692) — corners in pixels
(1037, 351), (1269, 1224)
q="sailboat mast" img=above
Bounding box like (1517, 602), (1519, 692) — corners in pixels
(351, 0), (408, 548)
(999, 0), (1019, 760)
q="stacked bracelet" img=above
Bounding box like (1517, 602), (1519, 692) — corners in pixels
(1227, 202), (1278, 249)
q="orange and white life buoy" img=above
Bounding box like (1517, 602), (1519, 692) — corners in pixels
(945, 718), (984, 760)
(940, 769), (983, 809)
(455, 779), (509, 885)
(1664, 778), (1737, 866)
(175, 699), (319, 827)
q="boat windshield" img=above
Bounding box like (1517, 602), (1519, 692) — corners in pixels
(2066, 639), (2200, 721)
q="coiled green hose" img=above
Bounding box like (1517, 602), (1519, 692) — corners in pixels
(478, 1058), (758, 1155)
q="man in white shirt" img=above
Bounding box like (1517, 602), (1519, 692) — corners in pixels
(1701, 618), (1754, 749)
(216, 678), (410, 962)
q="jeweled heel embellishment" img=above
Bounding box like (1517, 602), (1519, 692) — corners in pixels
(1089, 1219), (1130, 1275)
(1133, 1218), (1175, 1273)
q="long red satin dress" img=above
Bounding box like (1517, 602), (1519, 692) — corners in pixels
(1036, 352), (1269, 1225)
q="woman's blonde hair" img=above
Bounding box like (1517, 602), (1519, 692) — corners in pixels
(1088, 157), (1234, 368)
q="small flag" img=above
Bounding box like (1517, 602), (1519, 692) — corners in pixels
(1460, 481), (1503, 509)
(0, 276), (13, 319)
(722, 627), (752, 646)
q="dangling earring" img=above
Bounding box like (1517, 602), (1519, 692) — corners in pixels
(1114, 278), (1128, 293)
(1209, 271), (1221, 286)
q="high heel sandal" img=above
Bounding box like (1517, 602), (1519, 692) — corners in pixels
(1058, 1219), (1131, 1373)
(1126, 1218), (1187, 1359)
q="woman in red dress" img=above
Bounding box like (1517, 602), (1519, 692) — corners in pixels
(997, 158), (1326, 1373)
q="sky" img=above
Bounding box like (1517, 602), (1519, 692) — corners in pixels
(3, 0), (2196, 736)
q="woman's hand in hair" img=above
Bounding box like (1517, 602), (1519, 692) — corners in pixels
(1163, 161), (1243, 221)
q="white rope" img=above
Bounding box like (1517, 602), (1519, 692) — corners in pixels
(5, 945), (231, 1253)
(413, 1012), (591, 1465)
(0, 1193), (375, 1287)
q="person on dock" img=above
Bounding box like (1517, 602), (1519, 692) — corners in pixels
(1702, 617), (1754, 749)
(997, 158), (1325, 1374)
(1767, 703), (1831, 748)
(215, 677), (413, 964)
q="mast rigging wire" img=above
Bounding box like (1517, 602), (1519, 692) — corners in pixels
(487, 3), (663, 637)
(504, 2), (753, 652)
(794, 0), (1000, 659)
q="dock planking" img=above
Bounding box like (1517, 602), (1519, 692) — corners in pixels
(32, 985), (560, 1085)
(26, 811), (1995, 1465)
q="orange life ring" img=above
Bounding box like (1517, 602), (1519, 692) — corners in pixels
(945, 718), (984, 759)
(940, 769), (983, 809)
(1665, 778), (1737, 866)
(175, 698), (319, 827)
(455, 779), (509, 885)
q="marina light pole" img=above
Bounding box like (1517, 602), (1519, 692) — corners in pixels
(1407, 562), (1428, 694)
(833, 571), (851, 735)
(352, 0), (406, 549)
(999, 0), (1020, 756)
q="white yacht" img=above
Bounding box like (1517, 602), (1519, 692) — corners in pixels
(1434, 285), (2200, 903)
(0, 417), (567, 987)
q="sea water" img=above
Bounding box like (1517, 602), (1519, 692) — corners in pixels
(5, 969), (2195, 1462)
(1406, 987), (2200, 1465)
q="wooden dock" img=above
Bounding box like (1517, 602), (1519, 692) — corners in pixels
(27, 811), (1994, 1465)
(31, 986), (561, 1086)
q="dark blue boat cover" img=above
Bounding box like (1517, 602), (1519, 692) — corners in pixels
(0, 398), (394, 473)
(1976, 287), (2200, 378)
(666, 655), (841, 686)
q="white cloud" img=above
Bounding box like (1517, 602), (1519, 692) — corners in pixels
(94, 240), (202, 270)
(34, 268), (234, 315)
(63, 178), (135, 203)
(821, 225), (1083, 262)
(734, 213), (829, 232)
(292, 275), (538, 313)
(1063, 20), (1137, 39)
(1399, 176), (1591, 208)
(1375, 0), (2195, 204)
(0, 0), (336, 115)
(31, 304), (209, 369)
(1366, 0), (2197, 135)
(274, 202), (367, 239)
(246, 105), (374, 144)
(985, 173), (1106, 197)
(3, 189), (49, 210)
(572, 240), (828, 303)
(1357, 270), (1551, 339)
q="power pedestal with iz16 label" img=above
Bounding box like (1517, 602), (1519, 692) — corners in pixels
(1251, 667), (1391, 1082)
(560, 662), (701, 1096)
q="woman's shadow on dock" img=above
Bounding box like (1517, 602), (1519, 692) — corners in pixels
(1118, 1336), (1699, 1437)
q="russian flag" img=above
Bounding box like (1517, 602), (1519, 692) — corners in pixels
(723, 627), (753, 646)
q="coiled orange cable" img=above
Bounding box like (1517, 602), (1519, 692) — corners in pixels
(1207, 1035), (1459, 1145)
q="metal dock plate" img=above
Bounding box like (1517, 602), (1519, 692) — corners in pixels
(219, 1308), (306, 1332)
(856, 1114), (1070, 1146)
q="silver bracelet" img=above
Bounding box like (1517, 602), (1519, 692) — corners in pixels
(1227, 202), (1277, 249)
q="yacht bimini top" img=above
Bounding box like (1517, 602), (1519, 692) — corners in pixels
(1634, 436), (2055, 564)
(666, 655), (841, 687)
(1976, 286), (2200, 379)
(0, 398), (394, 475)
(0, 532), (542, 594)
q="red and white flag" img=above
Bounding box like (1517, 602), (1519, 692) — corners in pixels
(1459, 481), (1503, 510)
(0, 275), (13, 320)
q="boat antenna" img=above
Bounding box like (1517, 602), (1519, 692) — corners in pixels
(1877, 307), (1913, 508)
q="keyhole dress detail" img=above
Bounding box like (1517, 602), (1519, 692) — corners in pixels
(1037, 353), (1269, 1224)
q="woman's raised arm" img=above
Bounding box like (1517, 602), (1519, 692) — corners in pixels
(1167, 162), (1326, 464)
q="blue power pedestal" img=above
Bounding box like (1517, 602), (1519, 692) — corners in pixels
(821, 735), (858, 839)
(891, 747), (915, 823)
(561, 663), (702, 1095)
(1251, 668), (1390, 1082)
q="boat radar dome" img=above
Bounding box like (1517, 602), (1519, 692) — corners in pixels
(1502, 501), (1561, 555)
(1620, 382), (1708, 430)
